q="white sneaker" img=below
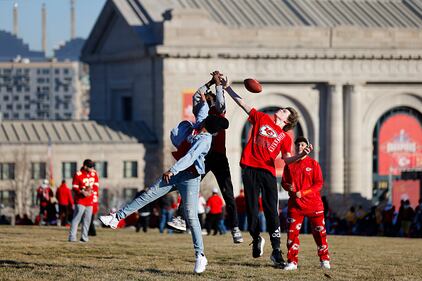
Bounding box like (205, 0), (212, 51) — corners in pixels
(284, 262), (298, 271)
(99, 213), (119, 229)
(167, 216), (187, 232)
(320, 260), (331, 269)
(194, 253), (207, 274)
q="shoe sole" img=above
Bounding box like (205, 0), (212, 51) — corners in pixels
(166, 222), (187, 232)
(99, 217), (117, 229)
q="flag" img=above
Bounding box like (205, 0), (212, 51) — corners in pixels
(47, 137), (55, 187)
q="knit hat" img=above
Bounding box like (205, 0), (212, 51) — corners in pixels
(83, 159), (94, 168)
(294, 136), (309, 146)
(203, 115), (229, 134)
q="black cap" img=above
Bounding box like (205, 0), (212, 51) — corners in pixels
(83, 159), (94, 168)
(203, 115), (229, 134)
(294, 136), (309, 146)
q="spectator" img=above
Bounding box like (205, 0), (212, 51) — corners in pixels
(68, 159), (99, 243)
(136, 190), (152, 233)
(258, 196), (266, 233)
(36, 179), (53, 225)
(235, 189), (247, 231)
(382, 203), (395, 236)
(159, 193), (175, 234)
(413, 199), (422, 237)
(400, 200), (415, 237)
(206, 188), (224, 235)
(56, 180), (74, 227)
(88, 181), (100, 236)
(322, 196), (332, 233)
(198, 192), (207, 229)
(355, 205), (367, 235)
(345, 207), (357, 234)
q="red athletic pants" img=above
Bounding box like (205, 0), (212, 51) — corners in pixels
(286, 207), (330, 264)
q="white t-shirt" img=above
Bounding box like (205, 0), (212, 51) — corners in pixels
(198, 195), (206, 214)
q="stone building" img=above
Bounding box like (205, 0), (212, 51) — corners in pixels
(81, 0), (422, 208)
(0, 120), (158, 220)
(0, 31), (90, 121)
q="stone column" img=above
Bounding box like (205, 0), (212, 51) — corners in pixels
(345, 84), (362, 194)
(328, 83), (344, 194)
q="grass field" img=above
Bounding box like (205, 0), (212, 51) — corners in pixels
(0, 226), (421, 281)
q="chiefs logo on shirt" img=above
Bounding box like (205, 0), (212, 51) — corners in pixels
(305, 167), (312, 172)
(259, 125), (278, 138)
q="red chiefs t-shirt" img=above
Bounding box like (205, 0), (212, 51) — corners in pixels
(207, 195), (224, 214)
(208, 107), (226, 154)
(240, 108), (292, 177)
(282, 156), (324, 212)
(72, 169), (99, 206)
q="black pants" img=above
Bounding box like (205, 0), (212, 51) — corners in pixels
(206, 213), (222, 235)
(88, 214), (96, 236)
(203, 152), (239, 229)
(136, 215), (150, 233)
(242, 166), (280, 250)
(59, 204), (72, 226)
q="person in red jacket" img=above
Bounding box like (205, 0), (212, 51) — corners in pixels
(56, 180), (74, 226)
(281, 137), (330, 270)
(205, 188), (225, 235)
(68, 159), (99, 243)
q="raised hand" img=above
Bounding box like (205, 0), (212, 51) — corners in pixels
(162, 171), (174, 184)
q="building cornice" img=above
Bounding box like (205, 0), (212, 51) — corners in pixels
(153, 46), (422, 60)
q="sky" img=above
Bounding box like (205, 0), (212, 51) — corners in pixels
(0, 0), (106, 56)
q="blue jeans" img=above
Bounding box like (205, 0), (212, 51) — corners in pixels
(258, 212), (267, 233)
(159, 209), (174, 234)
(116, 170), (203, 256)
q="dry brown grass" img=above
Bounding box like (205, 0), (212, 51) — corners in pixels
(0, 226), (421, 281)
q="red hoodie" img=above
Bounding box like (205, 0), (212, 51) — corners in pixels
(56, 183), (74, 206)
(282, 156), (324, 212)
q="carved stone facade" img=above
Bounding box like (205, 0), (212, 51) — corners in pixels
(81, 0), (422, 207)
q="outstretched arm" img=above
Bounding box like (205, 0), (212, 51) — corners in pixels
(282, 144), (314, 165)
(223, 81), (252, 115)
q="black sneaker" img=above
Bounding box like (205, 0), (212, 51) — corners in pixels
(270, 249), (286, 268)
(231, 227), (244, 244)
(251, 236), (265, 258)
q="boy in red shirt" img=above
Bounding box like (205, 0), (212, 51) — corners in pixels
(281, 137), (330, 270)
(68, 159), (99, 243)
(223, 77), (312, 267)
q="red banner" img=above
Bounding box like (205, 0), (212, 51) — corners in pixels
(182, 91), (195, 122)
(378, 114), (422, 175)
(392, 180), (420, 209)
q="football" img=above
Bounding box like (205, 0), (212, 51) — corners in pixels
(243, 78), (262, 93)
